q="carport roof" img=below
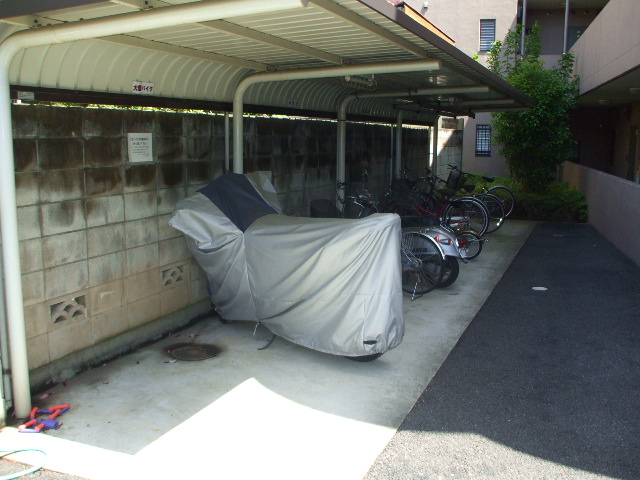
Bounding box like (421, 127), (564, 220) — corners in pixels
(0, 0), (533, 122)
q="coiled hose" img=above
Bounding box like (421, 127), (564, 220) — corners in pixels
(0, 448), (46, 480)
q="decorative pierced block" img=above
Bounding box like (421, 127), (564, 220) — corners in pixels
(51, 295), (87, 324)
(162, 265), (185, 287)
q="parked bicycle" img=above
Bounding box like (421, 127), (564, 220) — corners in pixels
(402, 223), (483, 295)
(400, 230), (444, 299)
(309, 180), (377, 219)
(432, 166), (506, 234)
(446, 164), (516, 219)
(310, 180), (483, 297)
(379, 169), (491, 236)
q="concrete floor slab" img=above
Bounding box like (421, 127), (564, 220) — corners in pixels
(0, 220), (535, 480)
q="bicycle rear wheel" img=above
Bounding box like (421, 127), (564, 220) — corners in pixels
(442, 197), (489, 236)
(438, 256), (460, 288)
(476, 192), (505, 234)
(400, 231), (444, 295)
(457, 230), (483, 260)
(488, 185), (516, 217)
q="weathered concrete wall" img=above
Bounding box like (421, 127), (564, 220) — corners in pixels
(8, 104), (426, 385)
(11, 105), (220, 383)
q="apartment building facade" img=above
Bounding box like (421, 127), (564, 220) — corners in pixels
(401, 0), (631, 179)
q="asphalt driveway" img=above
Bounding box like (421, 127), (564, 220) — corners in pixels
(365, 222), (640, 480)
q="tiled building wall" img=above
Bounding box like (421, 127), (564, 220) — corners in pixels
(9, 104), (427, 380)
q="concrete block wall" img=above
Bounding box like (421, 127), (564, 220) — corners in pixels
(8, 104), (427, 382)
(12, 105), (219, 374)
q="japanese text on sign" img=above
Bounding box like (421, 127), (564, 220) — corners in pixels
(127, 133), (153, 163)
(132, 81), (155, 95)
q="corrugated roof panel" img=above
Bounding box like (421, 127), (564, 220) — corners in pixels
(233, 3), (421, 64)
(131, 24), (312, 67)
(4, 0), (533, 117)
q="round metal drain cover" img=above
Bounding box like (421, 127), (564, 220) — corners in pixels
(169, 344), (220, 361)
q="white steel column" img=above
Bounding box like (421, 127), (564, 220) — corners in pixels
(430, 116), (440, 172)
(395, 111), (403, 177)
(521, 0), (528, 54)
(232, 59), (441, 174)
(389, 123), (394, 184)
(0, 0), (309, 419)
(0, 48), (30, 420)
(563, 0), (570, 53)
(224, 113), (231, 173)
(337, 95), (356, 189)
(336, 85), (486, 185)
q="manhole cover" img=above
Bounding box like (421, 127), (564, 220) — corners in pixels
(168, 344), (221, 361)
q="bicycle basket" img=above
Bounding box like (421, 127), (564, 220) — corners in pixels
(445, 169), (464, 190)
(414, 176), (433, 195)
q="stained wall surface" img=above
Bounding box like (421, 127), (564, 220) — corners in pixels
(9, 104), (427, 382)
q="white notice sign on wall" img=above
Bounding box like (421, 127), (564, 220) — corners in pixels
(127, 133), (153, 163)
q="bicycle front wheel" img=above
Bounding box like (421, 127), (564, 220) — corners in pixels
(442, 197), (489, 236)
(488, 185), (516, 217)
(400, 231), (444, 295)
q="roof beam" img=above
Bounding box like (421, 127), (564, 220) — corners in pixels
(0, 15), (63, 28)
(105, 34), (270, 71)
(107, 0), (148, 9)
(0, 0), (107, 19)
(0, 0), (162, 26)
(308, 0), (428, 59)
(199, 20), (345, 65)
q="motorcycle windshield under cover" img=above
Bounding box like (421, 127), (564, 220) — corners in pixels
(168, 173), (404, 357)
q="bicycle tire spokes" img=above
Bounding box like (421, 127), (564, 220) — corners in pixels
(400, 231), (444, 296)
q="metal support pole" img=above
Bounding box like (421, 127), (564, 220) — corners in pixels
(0, 0), (310, 420)
(430, 117), (440, 173)
(520, 0), (528, 54)
(563, 0), (570, 53)
(395, 112), (403, 178)
(224, 113), (230, 173)
(389, 123), (395, 184)
(233, 59), (441, 174)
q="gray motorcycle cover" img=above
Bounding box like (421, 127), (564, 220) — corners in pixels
(168, 172), (404, 357)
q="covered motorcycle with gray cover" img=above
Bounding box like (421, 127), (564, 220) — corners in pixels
(168, 172), (404, 358)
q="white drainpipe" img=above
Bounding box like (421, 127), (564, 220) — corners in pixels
(0, 0), (308, 419)
(232, 59), (442, 175)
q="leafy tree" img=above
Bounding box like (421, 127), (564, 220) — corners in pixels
(488, 23), (579, 192)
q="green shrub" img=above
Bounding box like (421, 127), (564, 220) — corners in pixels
(512, 182), (588, 222)
(466, 175), (587, 222)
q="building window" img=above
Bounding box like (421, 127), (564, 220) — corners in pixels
(476, 125), (492, 156)
(479, 19), (496, 51)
